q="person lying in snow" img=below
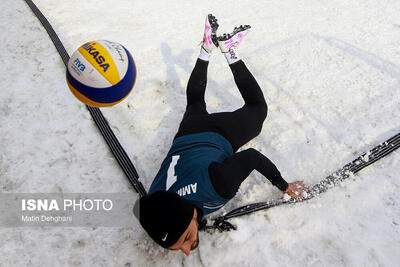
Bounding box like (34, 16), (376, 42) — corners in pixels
(134, 14), (307, 256)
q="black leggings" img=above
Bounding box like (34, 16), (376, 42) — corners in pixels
(174, 59), (268, 152)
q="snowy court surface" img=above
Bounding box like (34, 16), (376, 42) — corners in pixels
(1, 0), (400, 266)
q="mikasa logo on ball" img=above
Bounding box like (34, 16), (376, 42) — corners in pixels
(81, 42), (110, 72)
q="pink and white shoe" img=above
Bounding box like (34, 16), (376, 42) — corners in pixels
(218, 25), (251, 53)
(202, 14), (219, 53)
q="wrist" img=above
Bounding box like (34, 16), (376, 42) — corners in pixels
(281, 181), (289, 192)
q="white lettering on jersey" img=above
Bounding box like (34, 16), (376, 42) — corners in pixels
(190, 183), (197, 193)
(177, 183), (198, 196)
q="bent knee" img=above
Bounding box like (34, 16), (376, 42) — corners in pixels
(253, 103), (268, 136)
(254, 102), (268, 123)
(259, 102), (268, 120)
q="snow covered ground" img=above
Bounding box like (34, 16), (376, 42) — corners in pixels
(1, 0), (399, 266)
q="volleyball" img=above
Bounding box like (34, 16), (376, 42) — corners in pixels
(66, 40), (137, 107)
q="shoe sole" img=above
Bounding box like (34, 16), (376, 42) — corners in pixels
(208, 14), (219, 33)
(208, 14), (219, 47)
(218, 25), (251, 41)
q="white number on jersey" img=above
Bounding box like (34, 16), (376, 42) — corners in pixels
(166, 155), (180, 190)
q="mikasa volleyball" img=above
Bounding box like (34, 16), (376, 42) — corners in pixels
(66, 40), (137, 107)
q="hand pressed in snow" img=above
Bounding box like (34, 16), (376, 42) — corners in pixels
(284, 181), (308, 199)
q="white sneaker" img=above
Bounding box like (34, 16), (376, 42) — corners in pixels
(202, 14), (219, 53)
(218, 25), (251, 53)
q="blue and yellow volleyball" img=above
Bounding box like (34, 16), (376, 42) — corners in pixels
(66, 40), (137, 107)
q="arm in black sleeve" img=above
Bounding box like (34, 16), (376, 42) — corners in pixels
(208, 148), (288, 199)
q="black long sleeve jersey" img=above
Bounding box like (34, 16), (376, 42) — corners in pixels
(208, 148), (289, 199)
